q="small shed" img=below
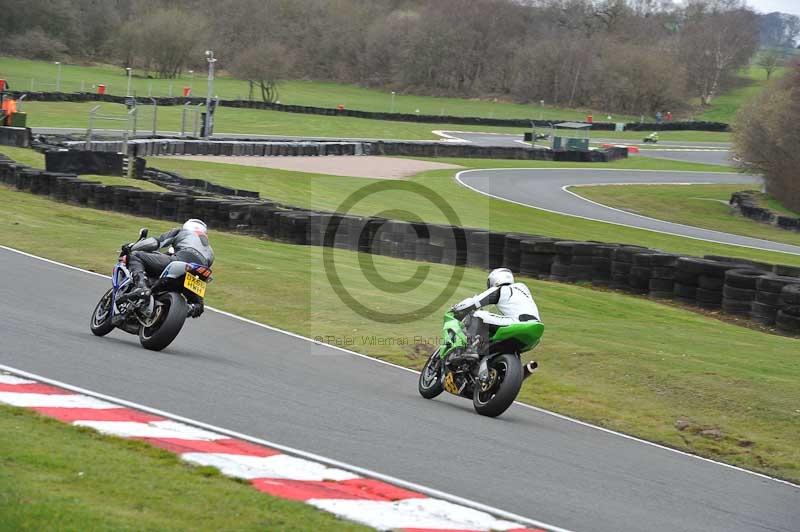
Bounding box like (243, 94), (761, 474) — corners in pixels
(552, 121), (591, 152)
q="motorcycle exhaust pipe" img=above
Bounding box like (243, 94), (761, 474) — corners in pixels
(523, 361), (538, 380)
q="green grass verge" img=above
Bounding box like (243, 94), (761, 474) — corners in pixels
(696, 66), (788, 124)
(0, 146), (45, 167)
(147, 155), (800, 267)
(589, 130), (731, 143)
(81, 174), (168, 192)
(1, 185), (798, 482)
(0, 404), (369, 531)
(0, 56), (635, 121)
(23, 100), (530, 140)
(759, 193), (800, 218)
(572, 184), (800, 248)
(22, 100), (734, 143)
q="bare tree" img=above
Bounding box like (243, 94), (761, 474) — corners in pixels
(733, 62), (800, 211)
(0, 0), (771, 117)
(679, 1), (759, 105)
(123, 7), (208, 79)
(228, 41), (293, 103)
(757, 49), (783, 80)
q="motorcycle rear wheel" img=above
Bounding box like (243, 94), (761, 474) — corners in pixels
(90, 288), (115, 337)
(472, 354), (522, 418)
(418, 349), (444, 399)
(138, 292), (187, 351)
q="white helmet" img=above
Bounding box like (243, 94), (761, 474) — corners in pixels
(487, 268), (514, 288)
(183, 219), (207, 234)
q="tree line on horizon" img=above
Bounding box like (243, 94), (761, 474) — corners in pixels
(1, 0), (798, 115)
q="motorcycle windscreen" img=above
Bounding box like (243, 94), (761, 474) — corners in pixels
(490, 321), (544, 351)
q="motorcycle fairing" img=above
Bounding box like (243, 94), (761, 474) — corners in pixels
(160, 261), (191, 279)
(490, 321), (544, 352)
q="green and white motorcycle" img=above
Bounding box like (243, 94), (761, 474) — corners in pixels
(418, 310), (544, 417)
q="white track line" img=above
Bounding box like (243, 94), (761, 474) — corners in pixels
(0, 363), (574, 532)
(560, 182), (783, 247)
(431, 130), (473, 143)
(1, 244), (798, 490)
(454, 168), (799, 257)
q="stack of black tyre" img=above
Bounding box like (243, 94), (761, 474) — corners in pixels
(438, 225), (467, 266)
(753, 276), (800, 326)
(777, 284), (800, 334)
(721, 269), (763, 316)
(674, 258), (730, 308)
(645, 253), (679, 298)
(487, 232), (507, 269)
(466, 231), (490, 269)
(502, 234), (525, 273)
(568, 242), (597, 282)
(610, 246), (644, 290)
(774, 264), (800, 277)
(628, 251), (657, 294)
(591, 244), (618, 287)
(519, 238), (559, 279)
(550, 241), (577, 282)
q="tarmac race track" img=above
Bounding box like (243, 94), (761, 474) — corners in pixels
(457, 168), (800, 256)
(1, 247), (798, 532)
(439, 131), (732, 166)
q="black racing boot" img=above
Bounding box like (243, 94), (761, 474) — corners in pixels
(130, 272), (150, 298)
(447, 336), (480, 365)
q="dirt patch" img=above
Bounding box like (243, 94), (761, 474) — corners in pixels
(169, 155), (463, 180)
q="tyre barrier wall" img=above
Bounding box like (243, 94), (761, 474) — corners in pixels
(2, 153), (798, 336)
(730, 190), (800, 232)
(58, 138), (628, 163)
(45, 149), (125, 176)
(62, 139), (364, 158)
(0, 126), (32, 148)
(141, 166), (260, 199)
(8, 91), (730, 132)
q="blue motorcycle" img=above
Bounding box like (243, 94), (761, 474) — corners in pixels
(89, 228), (212, 351)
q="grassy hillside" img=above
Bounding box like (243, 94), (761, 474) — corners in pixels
(0, 56), (635, 121)
(3, 56), (784, 129)
(696, 66), (789, 123)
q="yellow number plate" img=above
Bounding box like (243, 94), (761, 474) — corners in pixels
(183, 274), (207, 297)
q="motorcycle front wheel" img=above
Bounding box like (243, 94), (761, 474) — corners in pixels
(90, 288), (115, 337)
(418, 348), (444, 399)
(472, 354), (522, 418)
(138, 292), (187, 351)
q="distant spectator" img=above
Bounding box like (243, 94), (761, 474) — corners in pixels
(666, 111), (673, 121)
(655, 111), (663, 124)
(1, 97), (17, 126)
